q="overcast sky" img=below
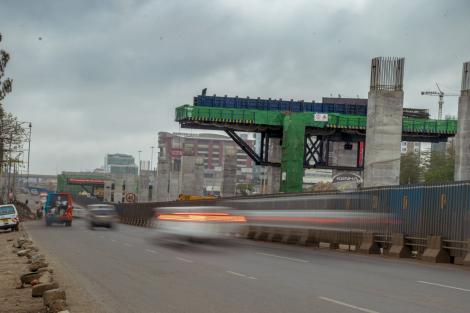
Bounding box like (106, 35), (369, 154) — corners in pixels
(0, 0), (469, 174)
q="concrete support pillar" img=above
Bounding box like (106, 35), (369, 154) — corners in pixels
(364, 57), (404, 187)
(280, 113), (307, 193)
(222, 146), (237, 197)
(180, 155), (204, 196)
(455, 61), (470, 181)
(156, 159), (170, 201)
(266, 138), (281, 193)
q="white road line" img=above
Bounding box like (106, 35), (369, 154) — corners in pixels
(318, 296), (380, 313)
(226, 271), (258, 280)
(256, 252), (309, 263)
(123, 243), (132, 247)
(110, 239), (116, 242)
(145, 249), (158, 254)
(100, 235), (105, 239)
(176, 257), (194, 263)
(417, 281), (470, 292)
(226, 270), (246, 278)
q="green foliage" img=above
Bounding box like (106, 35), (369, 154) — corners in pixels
(236, 183), (254, 196)
(423, 146), (455, 183)
(400, 152), (423, 184)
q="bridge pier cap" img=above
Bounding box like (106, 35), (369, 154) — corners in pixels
(364, 57), (405, 188)
(455, 61), (470, 181)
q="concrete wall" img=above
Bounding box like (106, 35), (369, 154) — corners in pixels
(364, 90), (404, 187)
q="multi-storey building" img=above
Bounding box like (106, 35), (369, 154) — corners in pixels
(105, 153), (138, 175)
(156, 132), (255, 200)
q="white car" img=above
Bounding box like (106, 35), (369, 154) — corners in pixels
(155, 206), (246, 241)
(0, 204), (19, 232)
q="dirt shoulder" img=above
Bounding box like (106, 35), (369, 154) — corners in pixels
(1, 225), (106, 313)
(0, 229), (44, 313)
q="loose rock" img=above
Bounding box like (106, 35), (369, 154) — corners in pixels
(31, 279), (39, 286)
(48, 299), (67, 313)
(31, 281), (59, 297)
(29, 260), (49, 272)
(38, 272), (53, 284)
(17, 249), (30, 257)
(43, 289), (66, 307)
(20, 272), (43, 285)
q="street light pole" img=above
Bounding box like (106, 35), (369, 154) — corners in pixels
(150, 146), (155, 171)
(26, 123), (31, 188)
(137, 150), (142, 200)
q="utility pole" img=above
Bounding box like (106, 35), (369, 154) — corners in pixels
(137, 150), (142, 201)
(150, 146), (155, 171)
(26, 123), (31, 188)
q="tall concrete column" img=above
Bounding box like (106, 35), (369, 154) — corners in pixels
(455, 61), (470, 181)
(222, 146), (237, 197)
(364, 57), (405, 187)
(266, 138), (281, 193)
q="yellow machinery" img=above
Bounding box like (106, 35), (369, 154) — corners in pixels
(178, 194), (216, 201)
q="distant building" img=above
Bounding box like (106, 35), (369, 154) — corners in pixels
(156, 132), (255, 201)
(105, 153), (138, 175)
(401, 142), (422, 155)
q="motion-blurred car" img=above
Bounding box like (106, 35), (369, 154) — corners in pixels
(0, 204), (19, 231)
(155, 206), (246, 241)
(87, 204), (117, 229)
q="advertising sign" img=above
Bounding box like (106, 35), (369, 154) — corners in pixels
(314, 113), (329, 122)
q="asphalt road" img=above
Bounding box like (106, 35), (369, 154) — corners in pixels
(25, 219), (470, 313)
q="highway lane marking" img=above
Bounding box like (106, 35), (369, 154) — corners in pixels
(256, 252), (309, 263)
(226, 271), (257, 280)
(123, 243), (132, 247)
(318, 296), (380, 313)
(110, 239), (117, 242)
(145, 249), (158, 254)
(176, 257), (194, 263)
(417, 281), (470, 292)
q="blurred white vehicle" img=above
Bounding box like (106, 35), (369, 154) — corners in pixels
(155, 206), (246, 241)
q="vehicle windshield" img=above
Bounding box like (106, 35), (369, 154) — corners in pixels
(0, 206), (15, 216)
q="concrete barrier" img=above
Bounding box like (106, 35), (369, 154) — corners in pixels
(389, 233), (412, 258)
(463, 239), (470, 266)
(359, 232), (380, 254)
(422, 236), (450, 263)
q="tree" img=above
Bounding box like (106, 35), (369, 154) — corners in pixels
(236, 183), (254, 196)
(0, 33), (13, 175)
(423, 147), (454, 183)
(400, 152), (423, 184)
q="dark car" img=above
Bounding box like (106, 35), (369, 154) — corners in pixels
(87, 204), (117, 229)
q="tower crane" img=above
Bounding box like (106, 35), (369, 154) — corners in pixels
(421, 83), (459, 120)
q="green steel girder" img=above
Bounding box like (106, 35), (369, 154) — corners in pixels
(175, 105), (457, 136)
(176, 105), (457, 192)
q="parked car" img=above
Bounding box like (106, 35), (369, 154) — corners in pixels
(0, 204), (19, 231)
(87, 204), (117, 229)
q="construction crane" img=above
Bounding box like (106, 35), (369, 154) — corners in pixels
(421, 83), (459, 120)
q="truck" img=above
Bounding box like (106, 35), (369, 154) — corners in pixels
(44, 192), (73, 227)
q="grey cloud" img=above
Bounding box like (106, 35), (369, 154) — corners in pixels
(0, 0), (469, 173)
